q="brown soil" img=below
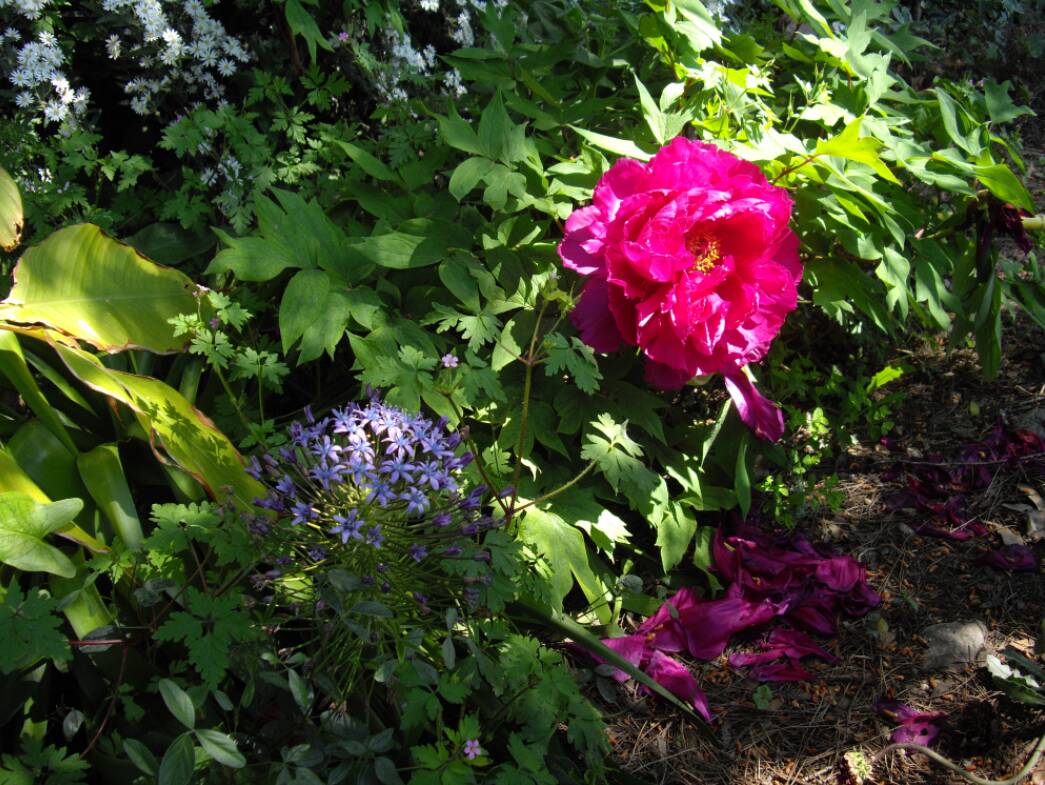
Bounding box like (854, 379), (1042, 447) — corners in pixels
(594, 316), (1045, 785)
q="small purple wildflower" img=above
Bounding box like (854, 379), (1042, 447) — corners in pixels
(409, 543), (429, 562)
(441, 353), (459, 368)
(463, 739), (481, 760)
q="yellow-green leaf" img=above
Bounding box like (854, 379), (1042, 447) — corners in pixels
(815, 119), (901, 185)
(0, 492), (81, 577)
(0, 224), (204, 353)
(50, 340), (264, 510)
(0, 167), (23, 252)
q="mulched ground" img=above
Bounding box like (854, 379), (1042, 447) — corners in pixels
(592, 313), (1045, 785)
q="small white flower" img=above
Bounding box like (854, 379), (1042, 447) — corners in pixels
(3, 27), (19, 40)
(130, 95), (149, 115)
(106, 34), (121, 59)
(14, 91), (33, 108)
(43, 99), (67, 123)
(216, 57), (235, 77)
(420, 0), (439, 10)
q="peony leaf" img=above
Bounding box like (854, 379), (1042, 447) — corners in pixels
(568, 126), (653, 162)
(815, 119), (901, 185)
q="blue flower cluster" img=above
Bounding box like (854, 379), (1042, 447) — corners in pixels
(247, 396), (499, 613)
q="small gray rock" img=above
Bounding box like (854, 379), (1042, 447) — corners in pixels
(921, 620), (988, 672)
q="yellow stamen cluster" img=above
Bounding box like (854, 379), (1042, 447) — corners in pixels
(686, 233), (721, 273)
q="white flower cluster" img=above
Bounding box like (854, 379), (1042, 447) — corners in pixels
(2, 0), (249, 125)
(0, 0), (51, 21)
(7, 31), (88, 125)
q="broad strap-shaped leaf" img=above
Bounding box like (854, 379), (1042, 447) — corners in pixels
(0, 329), (77, 453)
(49, 340), (265, 510)
(0, 167), (23, 252)
(0, 491), (82, 577)
(0, 224), (203, 353)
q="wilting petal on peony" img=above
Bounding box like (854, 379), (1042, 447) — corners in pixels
(571, 277), (624, 353)
(978, 544), (1039, 572)
(645, 651), (713, 721)
(723, 370), (785, 442)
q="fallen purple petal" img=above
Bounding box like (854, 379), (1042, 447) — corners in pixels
(978, 544), (1039, 572)
(876, 698), (944, 746)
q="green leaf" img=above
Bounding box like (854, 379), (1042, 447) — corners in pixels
(973, 164), (1035, 212)
(375, 756), (404, 785)
(157, 732), (195, 785)
(438, 104), (484, 156)
(734, 433), (751, 519)
(0, 330), (76, 453)
(287, 668), (311, 714)
(543, 334), (602, 394)
(207, 230), (299, 282)
(549, 488), (632, 559)
(449, 157), (497, 201)
(284, 0), (333, 63)
(569, 126), (653, 161)
(654, 499), (698, 573)
(0, 492), (80, 577)
(0, 166), (23, 252)
(983, 80), (1034, 125)
(814, 119), (900, 185)
(478, 91), (527, 164)
(348, 219), (471, 270)
(335, 140), (400, 183)
(279, 269), (331, 354)
(518, 506), (612, 623)
(128, 223), (213, 267)
(155, 588), (256, 688)
(0, 580), (71, 673)
(634, 74), (667, 145)
(934, 89), (980, 156)
(194, 729), (246, 768)
(77, 444), (144, 551)
(0, 224), (204, 353)
(49, 341), (264, 510)
(159, 678), (196, 729)
(123, 738), (159, 776)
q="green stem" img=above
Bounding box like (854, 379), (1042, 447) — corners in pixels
(511, 460), (598, 516)
(772, 153), (819, 183)
(510, 301), (549, 510)
(872, 732), (1045, 785)
(212, 364), (253, 434)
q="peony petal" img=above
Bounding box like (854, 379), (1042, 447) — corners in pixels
(645, 651), (714, 721)
(977, 544), (1039, 572)
(599, 633), (651, 682)
(748, 660), (816, 682)
(679, 594), (781, 660)
(559, 205), (607, 275)
(571, 277), (624, 353)
(644, 359), (693, 390)
(723, 370), (785, 442)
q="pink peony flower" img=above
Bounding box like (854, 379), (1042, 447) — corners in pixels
(559, 137), (802, 440)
